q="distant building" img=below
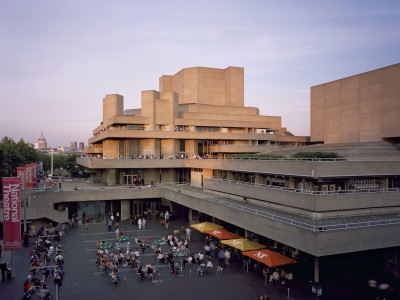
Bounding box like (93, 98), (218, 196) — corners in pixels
(70, 141), (77, 149)
(34, 131), (48, 149)
(79, 142), (85, 151)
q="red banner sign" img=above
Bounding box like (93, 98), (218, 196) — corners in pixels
(2, 177), (22, 250)
(25, 164), (33, 189)
(17, 167), (25, 190)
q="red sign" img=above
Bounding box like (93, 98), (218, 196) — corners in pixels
(25, 164), (33, 189)
(2, 177), (22, 250)
(17, 167), (25, 189)
(32, 163), (37, 188)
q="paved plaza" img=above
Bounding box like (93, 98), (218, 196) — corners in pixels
(1, 216), (398, 300)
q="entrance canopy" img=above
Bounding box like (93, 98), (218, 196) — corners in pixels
(221, 238), (265, 252)
(242, 249), (297, 268)
(203, 229), (242, 240)
(191, 222), (223, 233)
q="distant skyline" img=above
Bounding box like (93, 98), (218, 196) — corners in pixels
(1, 1), (399, 147)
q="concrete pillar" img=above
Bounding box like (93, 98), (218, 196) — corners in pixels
(121, 200), (130, 220)
(106, 169), (117, 186)
(314, 257), (320, 283)
(255, 174), (266, 185)
(185, 140), (196, 157)
(188, 208), (193, 223)
(288, 176), (295, 189)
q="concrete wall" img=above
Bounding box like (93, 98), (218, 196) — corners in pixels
(159, 66), (244, 107)
(103, 94), (124, 127)
(311, 63), (400, 143)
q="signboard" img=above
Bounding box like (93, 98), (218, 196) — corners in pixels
(25, 164), (33, 189)
(31, 163), (37, 188)
(37, 161), (43, 184)
(16, 167), (25, 189)
(2, 177), (22, 250)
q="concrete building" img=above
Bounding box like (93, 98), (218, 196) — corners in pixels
(79, 142), (85, 151)
(70, 141), (77, 149)
(5, 65), (400, 285)
(311, 63), (400, 145)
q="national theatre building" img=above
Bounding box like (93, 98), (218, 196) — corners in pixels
(19, 64), (400, 284)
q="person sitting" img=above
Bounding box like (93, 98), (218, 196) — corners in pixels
(146, 264), (154, 281)
(136, 265), (144, 280)
(196, 251), (204, 264)
(147, 236), (152, 244)
(270, 270), (280, 283)
(54, 271), (62, 285)
(157, 252), (165, 264)
(183, 254), (194, 267)
(111, 269), (119, 284)
(39, 282), (52, 299)
(206, 259), (213, 272)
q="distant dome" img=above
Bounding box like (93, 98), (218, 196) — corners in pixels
(35, 131), (48, 149)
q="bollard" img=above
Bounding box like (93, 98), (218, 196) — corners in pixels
(287, 288), (290, 299)
(158, 273), (160, 283)
(124, 277), (126, 288)
(190, 269), (192, 278)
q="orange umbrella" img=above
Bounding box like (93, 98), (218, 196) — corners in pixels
(203, 229), (242, 240)
(242, 249), (297, 268)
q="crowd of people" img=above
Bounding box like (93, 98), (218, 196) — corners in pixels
(22, 232), (65, 299)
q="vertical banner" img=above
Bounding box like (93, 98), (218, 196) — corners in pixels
(2, 177), (22, 250)
(16, 167), (25, 190)
(25, 164), (33, 189)
(31, 163), (37, 188)
(37, 161), (43, 184)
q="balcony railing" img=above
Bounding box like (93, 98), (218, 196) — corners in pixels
(159, 182), (400, 232)
(207, 177), (400, 195)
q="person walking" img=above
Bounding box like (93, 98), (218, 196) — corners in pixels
(142, 218), (146, 230)
(108, 219), (113, 232)
(85, 217), (89, 229)
(138, 218), (142, 230)
(185, 227), (191, 241)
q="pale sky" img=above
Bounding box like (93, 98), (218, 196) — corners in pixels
(1, 0), (399, 148)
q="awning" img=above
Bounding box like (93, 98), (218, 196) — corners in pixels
(203, 229), (242, 240)
(221, 238), (266, 251)
(242, 249), (297, 268)
(191, 222), (223, 233)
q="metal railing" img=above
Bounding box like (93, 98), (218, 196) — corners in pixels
(207, 178), (400, 195)
(77, 156), (400, 162)
(158, 182), (400, 232)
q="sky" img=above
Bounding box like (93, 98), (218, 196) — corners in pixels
(1, 0), (399, 148)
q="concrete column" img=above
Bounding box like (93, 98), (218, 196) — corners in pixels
(188, 208), (193, 223)
(106, 169), (117, 186)
(121, 200), (130, 220)
(314, 257), (320, 283)
(255, 174), (265, 185)
(288, 176), (295, 189)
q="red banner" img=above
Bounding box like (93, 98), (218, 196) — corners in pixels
(32, 163), (37, 188)
(2, 177), (22, 250)
(25, 164), (33, 189)
(17, 167), (25, 190)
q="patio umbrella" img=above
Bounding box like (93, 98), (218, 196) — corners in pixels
(242, 249), (297, 268)
(98, 242), (113, 250)
(153, 240), (167, 246)
(203, 229), (242, 240)
(191, 222), (223, 233)
(220, 238), (265, 252)
(117, 236), (130, 243)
